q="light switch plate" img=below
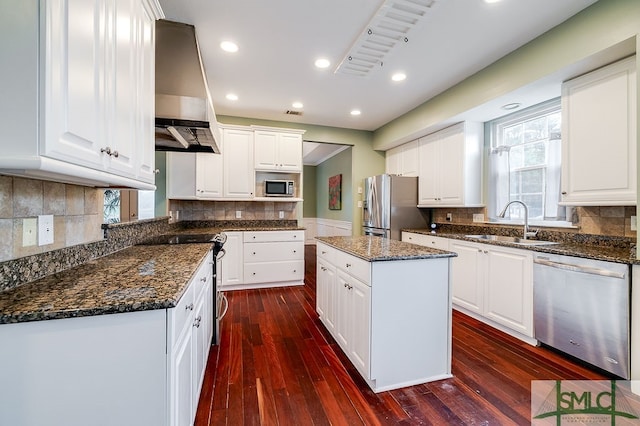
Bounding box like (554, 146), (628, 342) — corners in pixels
(279, 211), (284, 219)
(631, 215), (637, 231)
(38, 215), (54, 246)
(235, 210), (242, 219)
(23, 218), (37, 247)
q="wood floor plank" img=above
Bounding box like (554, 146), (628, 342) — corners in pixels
(196, 244), (611, 425)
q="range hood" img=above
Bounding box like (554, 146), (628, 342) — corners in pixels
(155, 19), (221, 153)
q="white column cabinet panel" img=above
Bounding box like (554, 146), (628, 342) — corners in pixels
(561, 56), (637, 205)
(418, 122), (483, 207)
(449, 240), (484, 315)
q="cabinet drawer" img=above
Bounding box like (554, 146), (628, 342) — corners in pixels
(317, 242), (337, 263)
(337, 254), (370, 285)
(244, 230), (304, 243)
(244, 260), (304, 283)
(168, 281), (195, 348)
(244, 241), (303, 262)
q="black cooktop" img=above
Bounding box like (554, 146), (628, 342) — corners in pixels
(138, 233), (216, 245)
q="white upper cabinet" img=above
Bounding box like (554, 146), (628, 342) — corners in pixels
(385, 140), (419, 177)
(418, 122), (483, 207)
(254, 128), (304, 172)
(223, 127), (254, 198)
(0, 0), (162, 189)
(166, 152), (222, 199)
(561, 56), (637, 206)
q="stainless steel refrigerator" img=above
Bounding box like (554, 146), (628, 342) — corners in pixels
(362, 174), (427, 240)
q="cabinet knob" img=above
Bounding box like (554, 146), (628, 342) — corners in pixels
(252, 252), (256, 255)
(293, 269), (296, 273)
(293, 250), (297, 253)
(252, 272), (256, 276)
(483, 250), (488, 254)
(345, 263), (351, 268)
(154, 169), (160, 174)
(200, 277), (207, 282)
(321, 251), (327, 254)
(112, 150), (119, 158)
(186, 303), (194, 311)
(321, 266), (327, 271)
(100, 147), (112, 155)
(478, 249), (482, 253)
(561, 191), (567, 195)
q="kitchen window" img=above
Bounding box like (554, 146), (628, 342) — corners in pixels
(488, 99), (568, 225)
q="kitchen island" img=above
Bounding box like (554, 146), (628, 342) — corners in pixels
(315, 235), (456, 393)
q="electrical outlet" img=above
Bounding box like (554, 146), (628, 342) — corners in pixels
(38, 215), (54, 246)
(357, 200), (363, 208)
(473, 213), (485, 223)
(235, 210), (242, 219)
(446, 213), (452, 222)
(22, 218), (37, 247)
(631, 215), (637, 231)
(357, 186), (363, 194)
(279, 211), (284, 219)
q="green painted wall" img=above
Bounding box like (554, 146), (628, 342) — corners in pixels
(374, 0), (640, 149)
(316, 148), (352, 222)
(303, 165), (317, 217)
(218, 115), (385, 234)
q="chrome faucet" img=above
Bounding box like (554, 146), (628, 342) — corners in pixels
(498, 200), (538, 240)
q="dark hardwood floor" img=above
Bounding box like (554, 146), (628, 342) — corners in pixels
(195, 245), (607, 425)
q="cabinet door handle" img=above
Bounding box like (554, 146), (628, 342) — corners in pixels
(112, 150), (119, 158)
(320, 266), (327, 271)
(478, 249), (482, 253)
(200, 277), (207, 282)
(100, 147), (112, 155)
(345, 263), (351, 268)
(561, 191), (567, 195)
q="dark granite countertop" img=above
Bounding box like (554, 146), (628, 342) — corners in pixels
(316, 236), (456, 262)
(0, 244), (212, 324)
(403, 228), (636, 264)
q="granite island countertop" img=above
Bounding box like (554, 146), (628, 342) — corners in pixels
(0, 243), (212, 324)
(316, 235), (456, 261)
(403, 228), (636, 264)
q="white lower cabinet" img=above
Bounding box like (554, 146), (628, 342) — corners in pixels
(404, 233), (535, 343)
(0, 251), (214, 426)
(316, 242), (452, 393)
(221, 230), (304, 290)
(450, 240), (534, 341)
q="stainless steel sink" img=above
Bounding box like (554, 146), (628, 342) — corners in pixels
(464, 234), (559, 246)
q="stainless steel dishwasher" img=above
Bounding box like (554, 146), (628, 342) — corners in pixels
(533, 253), (630, 378)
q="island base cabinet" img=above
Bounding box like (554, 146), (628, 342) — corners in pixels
(0, 310), (168, 426)
(369, 258), (452, 392)
(316, 241), (453, 393)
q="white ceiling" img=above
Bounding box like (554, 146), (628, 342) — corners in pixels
(158, 0), (598, 133)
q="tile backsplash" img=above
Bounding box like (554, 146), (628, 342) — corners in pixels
(0, 175), (104, 262)
(169, 199), (298, 222)
(429, 206), (637, 238)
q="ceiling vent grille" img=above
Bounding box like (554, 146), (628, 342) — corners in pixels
(335, 0), (437, 77)
(285, 110), (303, 116)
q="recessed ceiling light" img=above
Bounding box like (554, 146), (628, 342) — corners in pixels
(315, 58), (331, 69)
(501, 102), (521, 110)
(484, 0), (501, 3)
(220, 41), (238, 53)
(226, 93), (238, 101)
(292, 102), (303, 109)
(391, 72), (406, 82)
(350, 109), (361, 116)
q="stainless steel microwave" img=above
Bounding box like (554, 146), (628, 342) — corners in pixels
(265, 180), (294, 197)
